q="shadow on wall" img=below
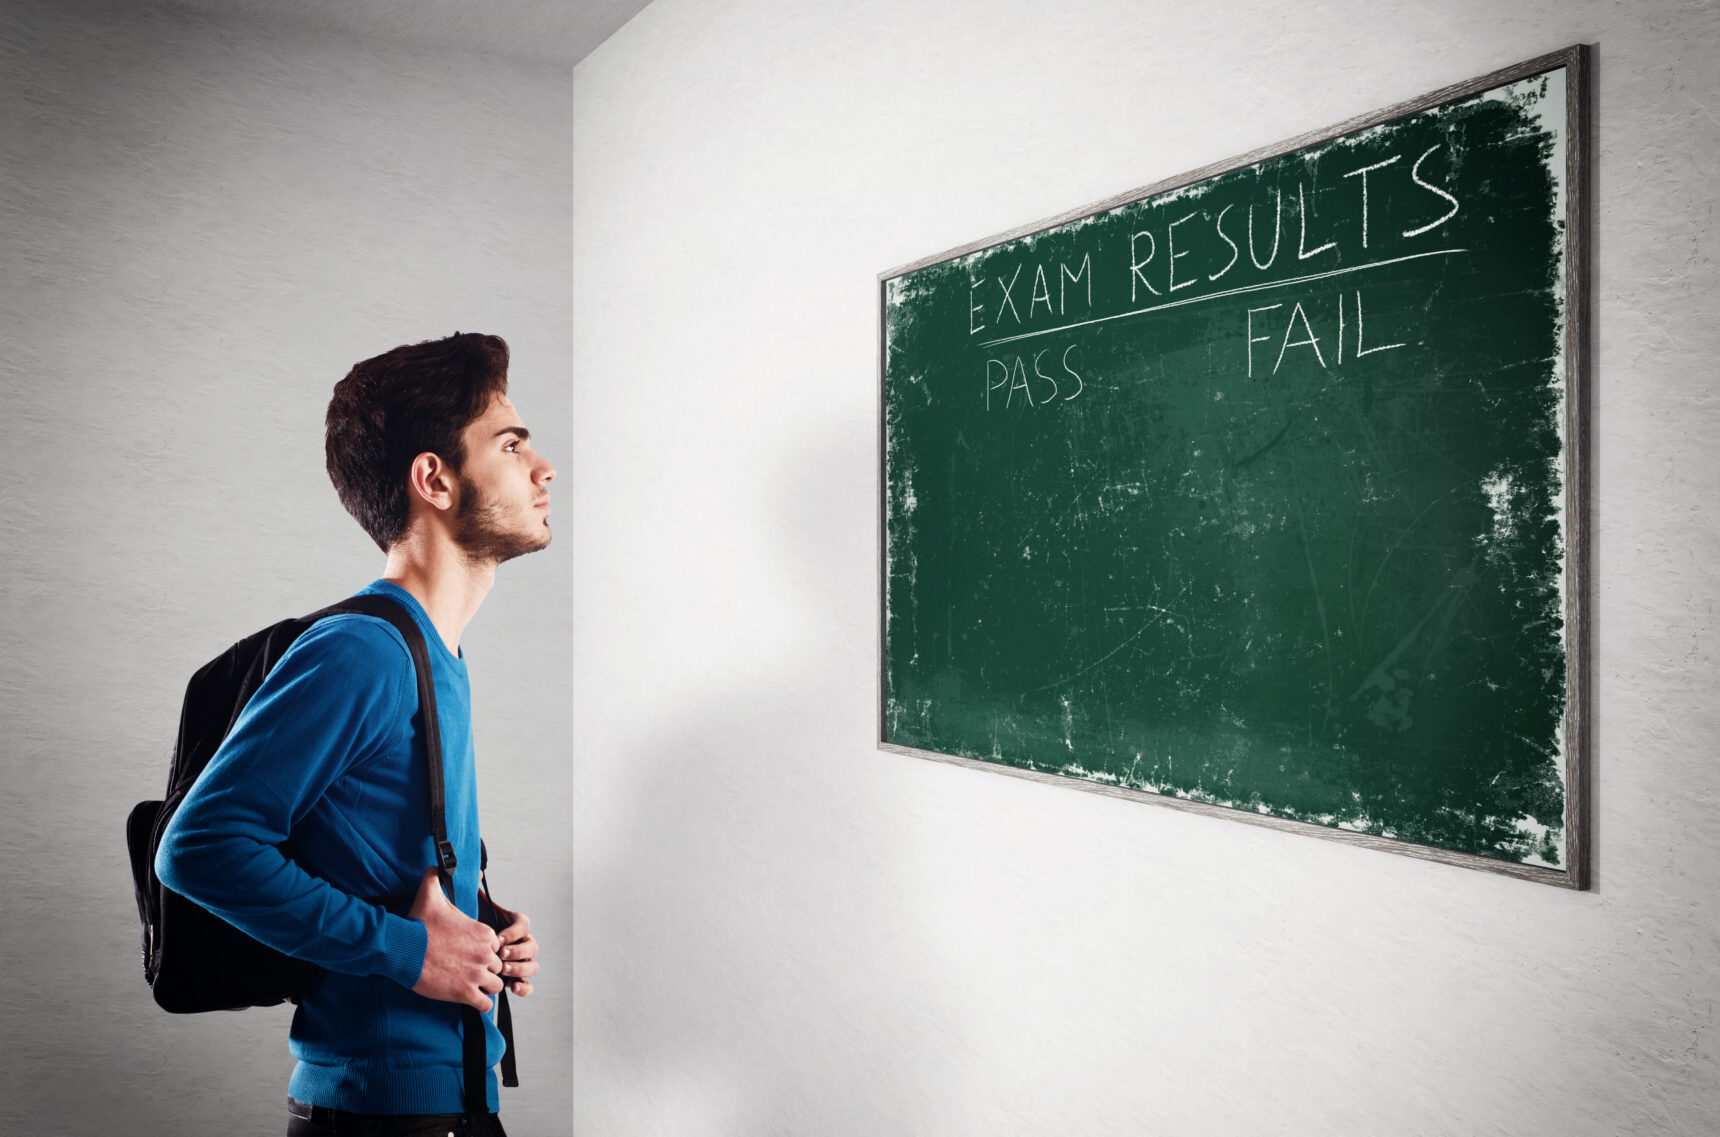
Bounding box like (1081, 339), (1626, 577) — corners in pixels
(577, 429), (976, 1133)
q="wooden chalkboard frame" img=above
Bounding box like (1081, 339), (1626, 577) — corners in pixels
(876, 45), (1592, 889)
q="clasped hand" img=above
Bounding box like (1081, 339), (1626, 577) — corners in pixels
(407, 867), (539, 1011)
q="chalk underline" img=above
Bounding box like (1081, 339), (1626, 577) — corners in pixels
(974, 248), (1468, 349)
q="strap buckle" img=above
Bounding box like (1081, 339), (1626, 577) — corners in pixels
(435, 838), (459, 873)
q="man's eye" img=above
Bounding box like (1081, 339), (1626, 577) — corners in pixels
(504, 440), (519, 452)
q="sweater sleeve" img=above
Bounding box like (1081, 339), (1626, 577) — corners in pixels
(155, 617), (429, 990)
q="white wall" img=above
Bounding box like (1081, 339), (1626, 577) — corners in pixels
(0, 1), (572, 1133)
(571, 1), (1720, 1133)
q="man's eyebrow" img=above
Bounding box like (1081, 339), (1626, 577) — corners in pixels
(495, 425), (530, 442)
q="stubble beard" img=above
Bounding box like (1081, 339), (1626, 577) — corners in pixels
(453, 475), (551, 566)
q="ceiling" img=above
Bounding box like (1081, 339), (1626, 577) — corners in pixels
(151, 0), (654, 67)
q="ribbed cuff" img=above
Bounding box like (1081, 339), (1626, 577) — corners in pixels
(376, 912), (429, 989)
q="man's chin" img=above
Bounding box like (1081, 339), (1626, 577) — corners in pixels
(509, 524), (553, 559)
(458, 527), (553, 566)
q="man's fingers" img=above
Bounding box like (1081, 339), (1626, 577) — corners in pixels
(479, 971), (504, 996)
(472, 993), (494, 1014)
(499, 934), (539, 962)
(508, 979), (534, 998)
(497, 916), (530, 944)
(408, 867), (451, 920)
(501, 958), (540, 980)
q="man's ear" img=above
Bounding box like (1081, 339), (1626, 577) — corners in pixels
(407, 451), (458, 513)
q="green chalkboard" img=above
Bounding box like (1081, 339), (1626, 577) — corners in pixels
(879, 48), (1590, 886)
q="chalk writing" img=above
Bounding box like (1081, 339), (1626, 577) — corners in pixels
(964, 147), (1463, 351)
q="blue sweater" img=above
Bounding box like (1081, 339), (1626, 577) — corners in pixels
(156, 581), (503, 1114)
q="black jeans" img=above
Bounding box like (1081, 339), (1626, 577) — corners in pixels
(286, 1097), (508, 1137)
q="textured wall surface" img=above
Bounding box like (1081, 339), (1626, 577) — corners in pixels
(572, 1), (1720, 1133)
(0, 1), (572, 1133)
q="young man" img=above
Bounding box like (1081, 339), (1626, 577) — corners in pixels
(156, 332), (554, 1136)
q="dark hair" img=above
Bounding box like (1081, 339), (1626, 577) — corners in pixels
(325, 332), (510, 551)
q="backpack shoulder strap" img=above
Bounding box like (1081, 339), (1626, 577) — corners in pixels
(314, 595), (457, 883)
(313, 593), (506, 1112)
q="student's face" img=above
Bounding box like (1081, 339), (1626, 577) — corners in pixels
(452, 392), (556, 564)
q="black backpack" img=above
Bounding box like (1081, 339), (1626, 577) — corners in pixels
(126, 593), (517, 1107)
